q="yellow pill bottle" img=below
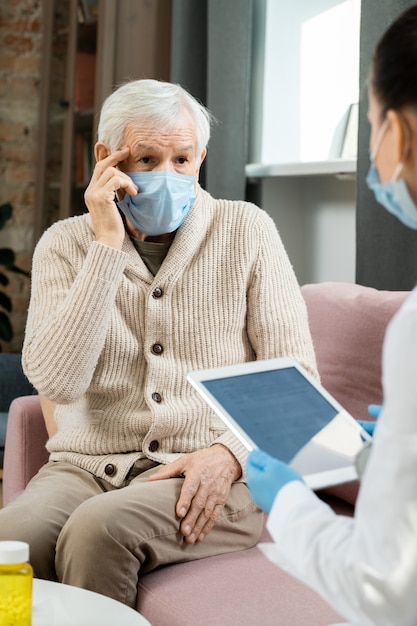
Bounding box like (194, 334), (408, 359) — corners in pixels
(0, 541), (33, 626)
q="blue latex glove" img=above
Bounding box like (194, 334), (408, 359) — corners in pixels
(367, 404), (382, 419)
(246, 449), (303, 513)
(358, 404), (382, 436)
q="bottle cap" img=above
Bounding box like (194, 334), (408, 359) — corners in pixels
(0, 541), (29, 564)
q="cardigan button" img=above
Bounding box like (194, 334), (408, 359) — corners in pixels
(152, 343), (164, 355)
(149, 440), (159, 452)
(104, 463), (116, 476)
(152, 392), (162, 403)
(152, 287), (163, 298)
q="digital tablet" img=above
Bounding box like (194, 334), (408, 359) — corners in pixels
(187, 357), (372, 490)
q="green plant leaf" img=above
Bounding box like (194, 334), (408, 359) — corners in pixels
(0, 204), (29, 349)
(0, 203), (13, 230)
(0, 248), (15, 266)
(0, 291), (12, 312)
(6, 264), (31, 278)
(0, 272), (8, 286)
(0, 311), (13, 342)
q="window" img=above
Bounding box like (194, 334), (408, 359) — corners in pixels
(249, 0), (361, 165)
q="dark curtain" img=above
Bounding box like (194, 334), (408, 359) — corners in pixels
(170, 0), (253, 200)
(356, 0), (417, 290)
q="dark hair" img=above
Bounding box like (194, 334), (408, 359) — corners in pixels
(371, 5), (417, 118)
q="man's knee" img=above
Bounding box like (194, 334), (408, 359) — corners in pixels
(0, 503), (58, 579)
(57, 494), (110, 548)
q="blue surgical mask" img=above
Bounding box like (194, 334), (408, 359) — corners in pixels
(366, 164), (417, 229)
(117, 171), (196, 236)
(366, 118), (417, 229)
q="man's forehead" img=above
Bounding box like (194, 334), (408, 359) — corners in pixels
(123, 123), (197, 150)
(130, 141), (195, 154)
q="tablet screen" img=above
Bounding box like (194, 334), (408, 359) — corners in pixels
(202, 366), (338, 462)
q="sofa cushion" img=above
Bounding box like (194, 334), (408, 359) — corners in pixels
(137, 544), (344, 626)
(301, 282), (408, 505)
(301, 282), (408, 422)
(0, 353), (36, 469)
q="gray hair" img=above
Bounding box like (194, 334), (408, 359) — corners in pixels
(97, 79), (213, 160)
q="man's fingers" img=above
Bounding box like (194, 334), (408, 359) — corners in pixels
(99, 146), (130, 169)
(148, 458), (185, 481)
(182, 499), (224, 544)
(91, 166), (137, 197)
(197, 503), (224, 541)
(176, 474), (201, 519)
(150, 448), (237, 543)
(180, 487), (227, 543)
(90, 147), (138, 196)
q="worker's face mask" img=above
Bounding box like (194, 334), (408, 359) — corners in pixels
(117, 171), (196, 236)
(366, 118), (417, 230)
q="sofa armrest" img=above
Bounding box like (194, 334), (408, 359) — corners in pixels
(3, 395), (49, 506)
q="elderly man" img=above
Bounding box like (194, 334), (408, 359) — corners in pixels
(0, 79), (318, 608)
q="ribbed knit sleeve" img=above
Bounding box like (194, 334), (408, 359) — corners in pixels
(245, 208), (318, 378)
(23, 221), (129, 403)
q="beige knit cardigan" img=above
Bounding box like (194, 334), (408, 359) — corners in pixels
(22, 185), (318, 486)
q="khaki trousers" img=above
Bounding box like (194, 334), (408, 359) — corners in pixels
(0, 460), (263, 608)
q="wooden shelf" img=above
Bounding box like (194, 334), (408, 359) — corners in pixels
(33, 0), (172, 248)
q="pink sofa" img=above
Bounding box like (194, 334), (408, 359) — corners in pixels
(3, 282), (408, 625)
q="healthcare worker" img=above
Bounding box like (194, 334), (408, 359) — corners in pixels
(246, 5), (417, 626)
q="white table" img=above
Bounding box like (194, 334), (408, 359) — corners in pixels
(33, 579), (151, 626)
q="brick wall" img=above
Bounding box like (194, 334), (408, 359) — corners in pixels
(0, 0), (43, 352)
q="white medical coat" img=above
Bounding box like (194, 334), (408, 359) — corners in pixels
(262, 287), (417, 626)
